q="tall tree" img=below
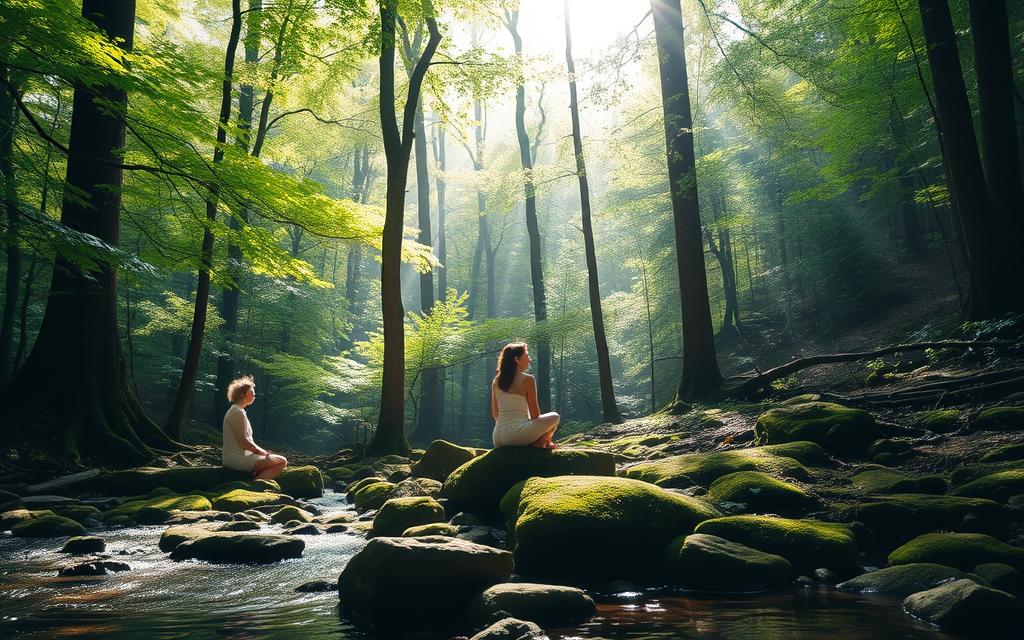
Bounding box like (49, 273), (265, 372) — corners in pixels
(369, 0), (441, 455)
(650, 0), (722, 402)
(504, 8), (550, 411)
(563, 0), (621, 424)
(0, 0), (178, 465)
(165, 0), (244, 439)
(0, 60), (21, 383)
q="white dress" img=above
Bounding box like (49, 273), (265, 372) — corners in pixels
(223, 404), (261, 472)
(492, 388), (552, 448)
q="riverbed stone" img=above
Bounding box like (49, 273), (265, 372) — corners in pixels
(86, 466), (252, 496)
(835, 563), (964, 598)
(165, 510), (233, 525)
(296, 580), (337, 593)
(390, 477), (443, 500)
(845, 494), (1005, 539)
(270, 505), (315, 525)
(694, 515), (858, 571)
(913, 409), (962, 433)
(851, 466), (947, 495)
(58, 560), (130, 577)
(467, 582), (596, 626)
(337, 535), (514, 627)
(211, 489), (289, 513)
(754, 402), (881, 457)
(371, 496), (445, 538)
(275, 466), (324, 499)
(952, 469), (1024, 502)
(12, 514), (87, 537)
(0, 508), (55, 531)
(170, 532), (304, 563)
(501, 475), (720, 581)
(971, 563), (1024, 597)
(981, 444), (1024, 463)
(902, 579), (1022, 631)
(888, 533), (1024, 572)
(159, 524), (224, 551)
(411, 439), (479, 482)
(403, 522), (459, 537)
(346, 477), (387, 501)
(622, 442), (823, 489)
(469, 617), (546, 640)
(60, 536), (106, 554)
(52, 504), (103, 525)
(102, 494), (213, 524)
(706, 471), (814, 515)
(216, 520), (260, 532)
(972, 407), (1024, 431)
(352, 481), (397, 512)
(284, 523), (322, 536)
(664, 533), (793, 590)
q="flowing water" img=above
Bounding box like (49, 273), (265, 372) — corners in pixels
(0, 494), (1004, 639)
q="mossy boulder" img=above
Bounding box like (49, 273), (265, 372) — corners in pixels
(500, 475), (721, 581)
(346, 476), (387, 500)
(411, 440), (479, 482)
(466, 583), (596, 627)
(371, 496), (445, 538)
(706, 471), (814, 515)
(170, 532), (304, 564)
(866, 438), (913, 460)
(952, 469), (1024, 502)
(951, 461), (1021, 486)
(440, 447), (616, 514)
(86, 467), (252, 496)
(1, 508), (55, 531)
(972, 407), (1024, 431)
(103, 494), (212, 525)
(159, 524), (223, 552)
(469, 618), (545, 640)
(390, 477), (443, 500)
(846, 494), (1005, 540)
(52, 505), (103, 524)
(61, 535), (106, 554)
(337, 536), (514, 628)
(325, 465), (361, 482)
(888, 533), (1024, 572)
(664, 533), (793, 591)
(275, 465), (324, 499)
(779, 394), (821, 406)
(694, 515), (858, 571)
(12, 514), (87, 538)
(622, 442), (824, 489)
(269, 505), (315, 525)
(211, 479), (281, 494)
(851, 466), (947, 495)
(903, 579), (1022, 632)
(981, 444), (1024, 463)
(835, 563), (965, 599)
(913, 409), (962, 433)
(972, 563), (1024, 597)
(352, 481), (397, 512)
(211, 490), (289, 513)
(403, 522), (459, 537)
(753, 402), (881, 457)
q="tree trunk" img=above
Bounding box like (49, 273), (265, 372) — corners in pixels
(564, 1), (621, 424)
(432, 119), (448, 298)
(650, 0), (722, 402)
(368, 0), (441, 456)
(165, 0), (243, 439)
(0, 0), (179, 466)
(918, 0), (1022, 319)
(505, 10), (550, 411)
(0, 62), (21, 383)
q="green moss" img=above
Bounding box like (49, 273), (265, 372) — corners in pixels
(371, 496), (445, 537)
(972, 407), (1024, 431)
(835, 563), (965, 598)
(622, 444), (819, 489)
(210, 489), (288, 513)
(440, 448), (616, 514)
(326, 465), (361, 481)
(951, 461), (1022, 486)
(952, 469), (1024, 502)
(846, 494), (1004, 539)
(11, 514), (87, 537)
(706, 471), (813, 515)
(981, 444), (1024, 463)
(103, 494), (212, 524)
(694, 515), (858, 571)
(86, 467), (252, 496)
(346, 476), (386, 499)
(211, 479), (281, 494)
(500, 475), (721, 581)
(778, 394), (821, 406)
(888, 533), (1024, 572)
(50, 505), (103, 524)
(353, 481), (397, 512)
(269, 505), (314, 525)
(410, 440), (478, 482)
(866, 439), (913, 458)
(275, 466), (324, 499)
(754, 402), (881, 457)
(664, 533), (793, 590)
(402, 522), (459, 537)
(971, 563), (1024, 597)
(913, 409), (962, 433)
(851, 466), (947, 495)
(0, 508), (55, 531)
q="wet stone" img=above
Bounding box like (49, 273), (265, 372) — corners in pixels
(58, 560), (131, 577)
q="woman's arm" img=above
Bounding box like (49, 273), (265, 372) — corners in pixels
(525, 375), (541, 420)
(229, 412), (267, 456)
(491, 382), (499, 420)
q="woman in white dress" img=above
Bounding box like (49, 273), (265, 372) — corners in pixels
(222, 376), (288, 479)
(491, 342), (560, 449)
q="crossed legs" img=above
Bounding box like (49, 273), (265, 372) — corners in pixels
(529, 412), (560, 449)
(252, 453), (288, 480)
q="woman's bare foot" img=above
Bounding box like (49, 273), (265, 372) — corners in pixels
(530, 439), (548, 448)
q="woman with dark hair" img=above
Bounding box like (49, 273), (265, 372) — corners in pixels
(491, 342), (560, 448)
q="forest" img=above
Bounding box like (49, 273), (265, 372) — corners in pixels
(0, 0), (1023, 638)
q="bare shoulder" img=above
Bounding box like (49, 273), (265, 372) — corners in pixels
(521, 373), (536, 388)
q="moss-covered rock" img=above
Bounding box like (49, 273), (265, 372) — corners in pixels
(469, 618), (544, 640)
(972, 407), (1024, 431)
(981, 444), (1024, 463)
(466, 583), (596, 627)
(951, 460), (1022, 487)
(664, 533), (793, 590)
(913, 409), (962, 433)
(325, 465), (361, 482)
(622, 443), (823, 489)
(694, 515), (858, 571)
(866, 438), (913, 459)
(403, 522), (459, 537)
(210, 479), (281, 494)
(888, 533), (1024, 572)
(846, 494), (1005, 540)
(972, 563), (1024, 597)
(779, 394), (822, 406)
(902, 579), (1022, 631)
(952, 469), (1024, 502)
(835, 563), (965, 599)
(706, 471), (814, 515)
(500, 475), (721, 581)
(12, 514), (87, 538)
(390, 477), (443, 500)
(1, 508), (55, 531)
(337, 536), (514, 628)
(103, 494), (212, 525)
(753, 402), (881, 457)
(352, 481), (397, 512)
(60, 535), (106, 554)
(851, 466), (948, 495)
(269, 505), (314, 525)
(85, 467), (252, 496)
(170, 532), (304, 564)
(51, 505), (103, 525)
(346, 476), (386, 501)
(410, 440), (478, 482)
(275, 465), (324, 499)
(210, 489), (289, 513)
(159, 524), (222, 552)
(440, 447), (616, 514)
(371, 496), (445, 537)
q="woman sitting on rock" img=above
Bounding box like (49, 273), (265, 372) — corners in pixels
(223, 376), (288, 479)
(491, 342), (560, 449)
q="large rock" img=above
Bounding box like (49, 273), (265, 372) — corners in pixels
(371, 496), (445, 538)
(102, 494), (212, 525)
(352, 481), (397, 512)
(851, 466), (947, 495)
(337, 536), (513, 627)
(903, 579), (1022, 631)
(845, 494), (1005, 539)
(159, 524), (223, 552)
(61, 536), (106, 554)
(912, 409), (961, 433)
(12, 514), (87, 538)
(500, 475), (720, 581)
(754, 402), (881, 457)
(467, 583), (596, 626)
(411, 440), (479, 482)
(664, 533), (793, 591)
(706, 471), (814, 515)
(469, 617), (546, 640)
(441, 448), (616, 514)
(170, 532), (304, 564)
(270, 505), (315, 525)
(972, 563), (1024, 597)
(403, 522), (460, 537)
(888, 533), (1024, 572)
(1, 508), (55, 531)
(85, 467), (251, 495)
(58, 560), (130, 577)
(275, 466), (324, 499)
(952, 469), (1024, 502)
(694, 515), (858, 571)
(211, 489), (289, 513)
(981, 444), (1024, 463)
(835, 563), (964, 599)
(390, 477), (443, 500)
(972, 407), (1024, 431)
(622, 442), (823, 489)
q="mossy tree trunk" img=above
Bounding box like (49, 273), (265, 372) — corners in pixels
(0, 60), (21, 385)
